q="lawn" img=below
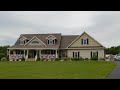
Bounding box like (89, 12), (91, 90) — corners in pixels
(0, 61), (116, 79)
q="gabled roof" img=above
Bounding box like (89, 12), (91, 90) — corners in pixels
(66, 31), (105, 48)
(9, 32), (105, 49)
(59, 35), (79, 48)
(46, 35), (56, 39)
(24, 36), (46, 46)
(12, 33), (61, 49)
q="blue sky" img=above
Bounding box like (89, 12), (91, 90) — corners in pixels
(0, 11), (120, 48)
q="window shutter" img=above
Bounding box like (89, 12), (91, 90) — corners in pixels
(87, 38), (89, 45)
(53, 40), (55, 44)
(91, 51), (92, 58)
(78, 52), (80, 58)
(48, 40), (49, 44)
(73, 52), (74, 58)
(81, 39), (83, 45)
(96, 51), (98, 57)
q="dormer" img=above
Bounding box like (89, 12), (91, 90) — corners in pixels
(46, 35), (56, 45)
(18, 36), (27, 45)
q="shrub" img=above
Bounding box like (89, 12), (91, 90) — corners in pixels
(99, 58), (105, 61)
(71, 57), (84, 61)
(63, 57), (68, 61)
(6, 55), (9, 61)
(67, 57), (71, 61)
(21, 57), (25, 61)
(0, 53), (5, 60)
(85, 58), (89, 61)
(79, 57), (84, 61)
(1, 57), (7, 61)
(36, 57), (41, 61)
(55, 58), (61, 61)
(91, 56), (98, 61)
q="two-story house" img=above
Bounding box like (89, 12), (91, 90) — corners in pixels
(7, 32), (106, 61)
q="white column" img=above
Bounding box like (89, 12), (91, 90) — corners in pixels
(24, 50), (25, 58)
(56, 50), (58, 58)
(26, 50), (28, 60)
(35, 50), (38, 61)
(39, 50), (41, 58)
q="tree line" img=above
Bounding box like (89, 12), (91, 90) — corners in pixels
(0, 45), (10, 60)
(105, 46), (120, 55)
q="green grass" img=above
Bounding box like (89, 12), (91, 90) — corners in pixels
(0, 61), (116, 79)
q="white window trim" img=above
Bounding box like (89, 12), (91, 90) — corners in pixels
(74, 52), (79, 58)
(30, 40), (43, 45)
(47, 39), (55, 45)
(19, 39), (26, 45)
(83, 39), (87, 45)
(24, 36), (46, 46)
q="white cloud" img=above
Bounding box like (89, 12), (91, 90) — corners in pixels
(0, 11), (119, 48)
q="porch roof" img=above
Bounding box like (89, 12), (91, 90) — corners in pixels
(8, 45), (59, 49)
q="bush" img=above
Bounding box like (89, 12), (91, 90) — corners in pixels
(21, 57), (25, 61)
(6, 55), (9, 61)
(1, 57), (8, 61)
(63, 57), (68, 61)
(85, 58), (89, 61)
(55, 58), (61, 61)
(0, 53), (5, 60)
(90, 56), (98, 61)
(99, 58), (105, 61)
(36, 57), (41, 61)
(79, 57), (84, 61)
(71, 57), (84, 61)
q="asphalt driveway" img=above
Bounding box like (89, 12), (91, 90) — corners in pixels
(107, 61), (120, 79)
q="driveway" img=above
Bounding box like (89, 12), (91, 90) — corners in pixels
(107, 61), (120, 79)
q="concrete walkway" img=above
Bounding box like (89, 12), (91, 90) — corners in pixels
(107, 61), (120, 79)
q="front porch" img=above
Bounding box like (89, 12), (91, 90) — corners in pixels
(7, 49), (58, 61)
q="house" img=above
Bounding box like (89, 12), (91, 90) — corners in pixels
(7, 32), (106, 61)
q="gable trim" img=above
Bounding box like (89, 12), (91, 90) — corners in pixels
(19, 36), (27, 40)
(66, 32), (104, 48)
(24, 36), (46, 46)
(46, 35), (56, 39)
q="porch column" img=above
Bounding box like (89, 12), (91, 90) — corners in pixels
(35, 50), (38, 61)
(24, 50), (25, 58)
(39, 50), (41, 58)
(26, 50), (28, 60)
(56, 50), (58, 58)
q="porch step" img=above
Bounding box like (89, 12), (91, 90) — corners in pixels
(26, 59), (35, 61)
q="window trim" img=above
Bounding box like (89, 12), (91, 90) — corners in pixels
(82, 38), (89, 45)
(73, 52), (80, 58)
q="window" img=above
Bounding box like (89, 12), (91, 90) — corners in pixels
(81, 38), (89, 45)
(31, 41), (39, 44)
(19, 38), (26, 45)
(73, 52), (80, 58)
(84, 39), (87, 44)
(47, 39), (55, 45)
(91, 51), (98, 58)
(19, 40), (25, 45)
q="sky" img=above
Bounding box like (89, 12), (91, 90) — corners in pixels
(0, 11), (120, 48)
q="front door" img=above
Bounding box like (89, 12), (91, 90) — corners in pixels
(29, 50), (36, 58)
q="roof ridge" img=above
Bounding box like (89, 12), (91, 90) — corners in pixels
(21, 33), (61, 35)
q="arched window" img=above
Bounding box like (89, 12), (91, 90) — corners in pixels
(47, 37), (55, 45)
(31, 40), (40, 44)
